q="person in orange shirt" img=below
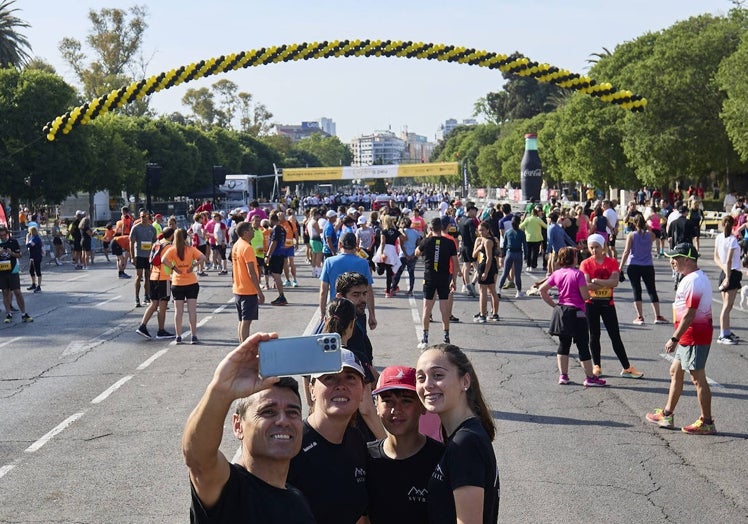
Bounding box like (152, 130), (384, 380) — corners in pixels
(102, 224), (115, 262)
(161, 229), (207, 345)
(112, 234), (131, 279)
(279, 209), (299, 287)
(231, 222), (265, 342)
(136, 228), (175, 340)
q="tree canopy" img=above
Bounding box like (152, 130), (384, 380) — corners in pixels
(0, 0), (31, 68)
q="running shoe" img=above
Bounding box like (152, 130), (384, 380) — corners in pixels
(271, 295), (288, 306)
(473, 315), (487, 323)
(681, 417), (716, 435)
(717, 336), (738, 345)
(727, 333), (740, 341)
(645, 408), (674, 429)
(156, 329), (175, 339)
(558, 374), (570, 385)
(21, 313), (33, 323)
(26, 284), (36, 291)
(191, 335), (199, 345)
(417, 339), (429, 350)
(654, 316), (670, 324)
(620, 366), (644, 379)
(135, 300), (142, 308)
(291, 280), (299, 288)
(592, 365), (602, 377)
(175, 335), (183, 344)
(449, 315), (460, 323)
(443, 334), (450, 344)
(632, 317), (645, 325)
(583, 375), (607, 387)
(515, 291), (525, 298)
(384, 292), (392, 298)
(136, 325), (152, 339)
(197, 271), (208, 277)
(219, 270), (228, 275)
(33, 286), (41, 293)
(4, 314), (11, 324)
(490, 314), (500, 322)
(283, 280), (292, 287)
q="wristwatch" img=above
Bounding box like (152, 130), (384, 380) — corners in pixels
(670, 336), (679, 344)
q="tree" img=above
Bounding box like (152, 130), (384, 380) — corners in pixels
(716, 8), (748, 164)
(0, 67), (86, 224)
(292, 133), (353, 166)
(238, 92), (273, 136)
(0, 0), (30, 68)
(473, 70), (563, 124)
(59, 5), (151, 116)
(181, 87), (218, 127)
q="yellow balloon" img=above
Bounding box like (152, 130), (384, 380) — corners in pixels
(47, 133), (55, 141)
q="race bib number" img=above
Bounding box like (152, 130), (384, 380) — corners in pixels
(589, 287), (612, 299)
(140, 241), (152, 251)
(0, 260), (11, 271)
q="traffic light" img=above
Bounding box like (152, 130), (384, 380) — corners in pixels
(146, 163), (161, 189)
(212, 165), (226, 185)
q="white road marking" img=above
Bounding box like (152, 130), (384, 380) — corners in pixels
(67, 275), (87, 282)
(25, 412), (86, 453)
(196, 316), (212, 328)
(0, 336), (22, 349)
(137, 349), (170, 371)
(409, 295), (422, 342)
(213, 305), (227, 314)
(303, 308), (321, 335)
(0, 464), (16, 479)
(95, 295), (121, 308)
(91, 376), (133, 404)
(658, 353), (723, 388)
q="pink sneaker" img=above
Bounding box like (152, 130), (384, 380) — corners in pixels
(583, 375), (607, 387)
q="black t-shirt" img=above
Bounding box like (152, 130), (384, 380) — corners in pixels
(458, 216), (477, 251)
(288, 421), (368, 524)
(382, 228), (399, 246)
(419, 235), (457, 280)
(269, 224), (286, 254)
(427, 417), (499, 524)
(190, 462), (316, 523)
(366, 437), (445, 524)
(0, 237), (20, 273)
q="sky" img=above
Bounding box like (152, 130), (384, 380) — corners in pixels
(16, 0), (731, 143)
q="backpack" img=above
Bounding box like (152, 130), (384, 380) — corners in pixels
(149, 241), (164, 267)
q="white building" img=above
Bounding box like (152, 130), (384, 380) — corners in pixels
(350, 130), (406, 166)
(400, 131), (436, 163)
(436, 118), (478, 142)
(318, 117), (336, 137)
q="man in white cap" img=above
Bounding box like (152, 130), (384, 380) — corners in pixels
(322, 210), (339, 258)
(366, 365), (445, 524)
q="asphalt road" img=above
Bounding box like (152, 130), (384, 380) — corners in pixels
(0, 233), (746, 523)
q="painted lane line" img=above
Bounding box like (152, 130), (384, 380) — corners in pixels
(91, 375), (133, 404)
(303, 308), (321, 335)
(213, 304), (227, 314)
(67, 275), (87, 282)
(409, 295), (422, 342)
(25, 412), (86, 453)
(137, 349), (170, 371)
(227, 297), (234, 304)
(658, 353), (723, 388)
(95, 295), (121, 308)
(0, 464), (16, 480)
(196, 316), (213, 328)
(0, 336), (22, 349)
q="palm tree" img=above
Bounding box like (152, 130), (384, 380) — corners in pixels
(0, 0), (31, 68)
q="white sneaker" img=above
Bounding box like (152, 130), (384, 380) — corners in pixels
(515, 291), (525, 298)
(417, 340), (429, 350)
(461, 285), (468, 294)
(525, 267), (533, 273)
(717, 335), (738, 345)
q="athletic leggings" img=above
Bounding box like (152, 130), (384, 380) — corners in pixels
(626, 264), (659, 303)
(29, 256), (42, 277)
(585, 300), (630, 369)
(557, 314), (591, 361)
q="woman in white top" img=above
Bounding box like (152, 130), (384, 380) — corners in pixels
(713, 214), (742, 344)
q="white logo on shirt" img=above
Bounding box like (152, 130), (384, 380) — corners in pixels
(407, 486), (428, 503)
(302, 441), (317, 453)
(432, 464), (444, 482)
(354, 467), (367, 483)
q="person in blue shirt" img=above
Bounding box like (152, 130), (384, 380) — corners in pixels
(392, 217), (422, 296)
(546, 212), (576, 275)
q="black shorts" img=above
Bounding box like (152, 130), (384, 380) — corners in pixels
(197, 244), (208, 256)
(459, 246), (474, 263)
(0, 272), (20, 291)
(135, 256), (150, 270)
(235, 294), (259, 321)
(112, 242), (123, 256)
(172, 282), (199, 300)
(423, 276), (451, 300)
(103, 241), (111, 249)
(149, 280), (170, 301)
(256, 257), (266, 269)
(268, 255), (285, 275)
(82, 238), (92, 251)
(609, 235), (617, 247)
(718, 269), (742, 292)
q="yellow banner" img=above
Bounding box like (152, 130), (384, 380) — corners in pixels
(281, 162), (458, 181)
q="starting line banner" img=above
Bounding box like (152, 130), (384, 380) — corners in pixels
(282, 162), (459, 182)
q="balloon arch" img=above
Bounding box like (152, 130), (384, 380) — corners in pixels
(43, 39), (646, 141)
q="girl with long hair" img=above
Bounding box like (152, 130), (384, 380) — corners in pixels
(619, 214), (668, 325)
(415, 343), (499, 523)
(25, 226), (43, 292)
(161, 228), (207, 344)
(714, 214), (741, 345)
(473, 220), (501, 322)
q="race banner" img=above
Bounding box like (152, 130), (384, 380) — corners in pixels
(282, 162), (459, 182)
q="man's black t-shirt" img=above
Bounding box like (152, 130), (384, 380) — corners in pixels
(427, 417), (499, 524)
(288, 421), (368, 524)
(0, 237), (20, 273)
(458, 216), (477, 251)
(366, 437), (445, 524)
(190, 462), (316, 523)
(419, 235), (457, 281)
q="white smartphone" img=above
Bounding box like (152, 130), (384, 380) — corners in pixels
(259, 333), (343, 378)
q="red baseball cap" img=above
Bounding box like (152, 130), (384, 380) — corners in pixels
(373, 366), (417, 395)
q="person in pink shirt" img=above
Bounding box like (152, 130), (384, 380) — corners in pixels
(539, 247), (604, 387)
